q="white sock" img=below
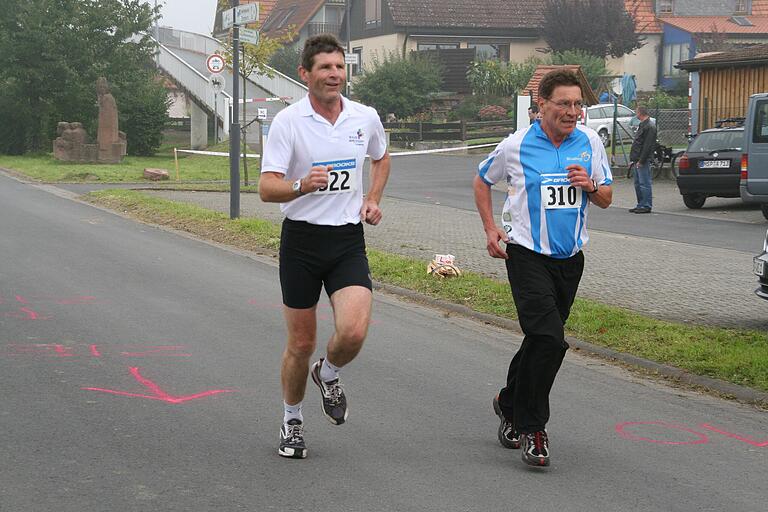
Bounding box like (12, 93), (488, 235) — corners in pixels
(319, 358), (341, 383)
(284, 401), (303, 424)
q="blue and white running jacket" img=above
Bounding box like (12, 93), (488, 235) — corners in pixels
(478, 121), (612, 259)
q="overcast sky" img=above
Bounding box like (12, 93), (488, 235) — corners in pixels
(150, 0), (219, 35)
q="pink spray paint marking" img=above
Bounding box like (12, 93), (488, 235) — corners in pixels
(3, 344), (76, 357)
(1, 343), (190, 358)
(83, 367), (236, 404)
(700, 423), (768, 447)
(615, 421), (710, 445)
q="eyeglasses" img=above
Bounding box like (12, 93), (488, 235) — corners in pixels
(547, 100), (584, 111)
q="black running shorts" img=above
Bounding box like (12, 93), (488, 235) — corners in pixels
(279, 218), (372, 309)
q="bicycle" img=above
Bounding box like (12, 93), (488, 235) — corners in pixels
(625, 141), (676, 180)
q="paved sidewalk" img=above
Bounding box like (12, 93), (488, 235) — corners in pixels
(145, 177), (768, 330)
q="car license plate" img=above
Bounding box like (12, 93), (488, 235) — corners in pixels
(754, 258), (765, 277)
(699, 160), (730, 168)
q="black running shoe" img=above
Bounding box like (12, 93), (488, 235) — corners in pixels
(492, 395), (520, 449)
(278, 419), (307, 459)
(521, 430), (550, 467)
(310, 359), (348, 425)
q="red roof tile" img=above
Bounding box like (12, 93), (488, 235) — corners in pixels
(662, 16), (768, 34)
(386, 0), (544, 29)
(261, 0), (325, 39)
(624, 0), (663, 34)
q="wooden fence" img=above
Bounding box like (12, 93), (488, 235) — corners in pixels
(383, 120), (514, 142)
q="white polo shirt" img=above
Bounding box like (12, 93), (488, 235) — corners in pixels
(262, 95), (387, 226)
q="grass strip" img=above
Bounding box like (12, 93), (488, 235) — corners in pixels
(86, 189), (768, 393)
(0, 149), (260, 183)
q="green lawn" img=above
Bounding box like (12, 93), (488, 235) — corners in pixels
(0, 147), (260, 183)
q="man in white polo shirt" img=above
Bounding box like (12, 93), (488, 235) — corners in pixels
(259, 34), (391, 459)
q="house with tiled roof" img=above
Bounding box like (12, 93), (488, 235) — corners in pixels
(342, 0), (547, 92)
(677, 43), (768, 132)
(260, 0), (346, 43)
(611, 0), (768, 92)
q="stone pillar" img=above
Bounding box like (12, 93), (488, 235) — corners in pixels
(190, 101), (208, 150)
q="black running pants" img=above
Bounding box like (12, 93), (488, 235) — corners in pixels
(498, 244), (584, 433)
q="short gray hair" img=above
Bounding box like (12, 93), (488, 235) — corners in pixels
(636, 106), (649, 117)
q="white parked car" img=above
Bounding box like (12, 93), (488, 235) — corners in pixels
(583, 103), (639, 147)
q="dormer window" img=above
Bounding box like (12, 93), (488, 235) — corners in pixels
(658, 0), (674, 14)
(734, 0), (747, 14)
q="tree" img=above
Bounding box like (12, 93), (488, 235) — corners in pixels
(0, 0), (164, 154)
(353, 52), (443, 120)
(547, 50), (608, 92)
(269, 45), (302, 82)
(541, 0), (644, 58)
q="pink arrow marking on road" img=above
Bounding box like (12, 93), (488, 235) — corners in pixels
(83, 367), (236, 404)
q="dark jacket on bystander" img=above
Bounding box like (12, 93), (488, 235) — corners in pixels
(629, 118), (657, 165)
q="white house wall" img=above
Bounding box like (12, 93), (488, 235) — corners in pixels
(606, 34), (661, 92)
(350, 33), (404, 71)
(508, 38), (546, 62)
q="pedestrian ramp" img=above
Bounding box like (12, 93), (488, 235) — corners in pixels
(153, 27), (307, 148)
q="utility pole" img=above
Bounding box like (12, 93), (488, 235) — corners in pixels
(153, 0), (160, 64)
(229, 0), (241, 219)
(345, 0), (351, 98)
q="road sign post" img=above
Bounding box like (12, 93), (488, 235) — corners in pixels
(206, 54), (226, 74)
(209, 75), (225, 142)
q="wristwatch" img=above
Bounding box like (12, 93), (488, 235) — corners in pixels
(588, 179), (599, 194)
(292, 179), (304, 197)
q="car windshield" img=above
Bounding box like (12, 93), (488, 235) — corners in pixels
(688, 130), (744, 153)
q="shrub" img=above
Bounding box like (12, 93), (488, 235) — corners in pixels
(645, 89), (689, 109)
(353, 52), (443, 119)
(117, 74), (171, 156)
(467, 57), (540, 97)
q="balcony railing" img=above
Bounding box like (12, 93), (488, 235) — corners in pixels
(306, 22), (341, 37)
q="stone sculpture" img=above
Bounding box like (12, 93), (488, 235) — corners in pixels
(53, 78), (127, 163)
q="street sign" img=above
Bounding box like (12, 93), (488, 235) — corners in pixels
(222, 9), (234, 29)
(257, 108), (267, 120)
(206, 53), (226, 74)
(222, 2), (259, 28)
(235, 3), (259, 25)
(209, 74), (225, 94)
(344, 53), (359, 66)
(240, 27), (260, 46)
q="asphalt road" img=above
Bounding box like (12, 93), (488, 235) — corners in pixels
(1, 173), (766, 511)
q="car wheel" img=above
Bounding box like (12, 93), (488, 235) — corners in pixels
(598, 129), (610, 147)
(762, 204), (768, 221)
(682, 193), (706, 209)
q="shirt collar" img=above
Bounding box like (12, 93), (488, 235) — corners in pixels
(299, 95), (355, 123)
(533, 119), (576, 145)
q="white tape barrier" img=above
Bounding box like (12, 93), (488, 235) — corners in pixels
(175, 142), (499, 160)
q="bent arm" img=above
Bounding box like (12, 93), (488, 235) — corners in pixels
(366, 152), (391, 203)
(588, 185), (612, 209)
(259, 172), (297, 203)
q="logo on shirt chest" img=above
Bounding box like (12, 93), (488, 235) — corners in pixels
(348, 128), (366, 145)
(565, 151), (591, 163)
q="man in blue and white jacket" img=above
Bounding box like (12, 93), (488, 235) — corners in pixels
(474, 69), (613, 468)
